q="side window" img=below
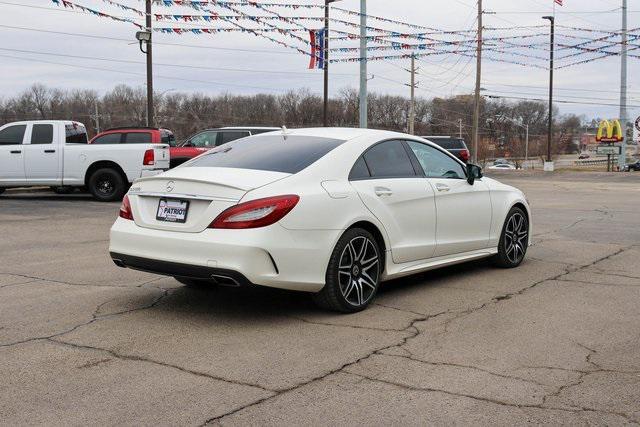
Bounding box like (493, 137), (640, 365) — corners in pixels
(65, 123), (88, 144)
(190, 131), (218, 147)
(219, 131), (251, 145)
(349, 156), (370, 180)
(30, 124), (54, 145)
(362, 140), (416, 179)
(124, 132), (152, 144)
(92, 133), (122, 144)
(0, 125), (27, 145)
(407, 141), (466, 179)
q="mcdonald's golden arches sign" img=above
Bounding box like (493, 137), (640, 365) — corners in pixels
(596, 119), (624, 143)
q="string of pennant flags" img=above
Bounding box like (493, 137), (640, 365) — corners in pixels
(50, 0), (640, 71)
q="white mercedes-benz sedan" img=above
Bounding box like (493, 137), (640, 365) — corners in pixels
(110, 128), (531, 312)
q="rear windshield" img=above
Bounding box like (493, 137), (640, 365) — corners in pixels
(187, 134), (345, 174)
(65, 123), (88, 144)
(425, 137), (466, 150)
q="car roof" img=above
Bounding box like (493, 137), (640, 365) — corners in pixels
(274, 127), (414, 141)
(220, 126), (280, 131)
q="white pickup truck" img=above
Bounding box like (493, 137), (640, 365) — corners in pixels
(0, 120), (169, 201)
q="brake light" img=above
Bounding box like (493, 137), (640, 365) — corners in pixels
(460, 149), (470, 162)
(209, 195), (300, 229)
(119, 195), (134, 220)
(143, 149), (155, 166)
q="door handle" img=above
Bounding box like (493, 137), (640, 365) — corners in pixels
(435, 183), (451, 192)
(374, 186), (393, 197)
(44, 149), (56, 153)
(10, 150), (21, 154)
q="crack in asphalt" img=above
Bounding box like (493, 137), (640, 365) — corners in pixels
(47, 338), (277, 395)
(342, 371), (636, 423)
(372, 352), (552, 388)
(531, 218), (586, 246)
(201, 246), (636, 424)
(199, 310), (449, 425)
(556, 278), (640, 288)
(0, 272), (134, 289)
(0, 284), (170, 349)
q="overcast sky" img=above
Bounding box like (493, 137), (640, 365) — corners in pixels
(0, 0), (638, 121)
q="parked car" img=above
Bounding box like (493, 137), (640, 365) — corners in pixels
(110, 128), (530, 313)
(0, 120), (169, 201)
(421, 136), (470, 163)
(578, 153), (591, 159)
(90, 126), (183, 167)
(488, 163), (517, 170)
(172, 127), (280, 168)
(624, 160), (640, 171)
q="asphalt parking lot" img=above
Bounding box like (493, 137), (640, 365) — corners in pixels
(1, 171), (639, 425)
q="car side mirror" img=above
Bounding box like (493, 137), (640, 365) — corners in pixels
(183, 140), (194, 147)
(467, 163), (483, 185)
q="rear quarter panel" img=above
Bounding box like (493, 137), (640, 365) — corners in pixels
(62, 144), (167, 185)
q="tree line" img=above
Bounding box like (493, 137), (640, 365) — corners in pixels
(0, 83), (588, 160)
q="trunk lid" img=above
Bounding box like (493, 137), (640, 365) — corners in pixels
(128, 167), (290, 232)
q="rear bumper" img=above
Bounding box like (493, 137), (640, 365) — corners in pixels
(109, 217), (339, 292)
(110, 252), (252, 287)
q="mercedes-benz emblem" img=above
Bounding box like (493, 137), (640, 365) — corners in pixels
(166, 181), (175, 192)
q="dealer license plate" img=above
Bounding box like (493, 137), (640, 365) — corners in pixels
(156, 199), (189, 223)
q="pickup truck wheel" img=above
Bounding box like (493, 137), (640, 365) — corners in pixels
(88, 168), (125, 202)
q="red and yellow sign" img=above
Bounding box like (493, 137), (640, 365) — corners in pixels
(596, 119), (624, 143)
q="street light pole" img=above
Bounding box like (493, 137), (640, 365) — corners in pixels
(543, 15), (555, 168)
(145, 0), (154, 128)
(358, 0), (367, 128)
(619, 0), (628, 170)
(323, 0), (332, 127)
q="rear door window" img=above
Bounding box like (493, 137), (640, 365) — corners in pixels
(219, 131), (251, 145)
(65, 123), (88, 144)
(92, 133), (122, 144)
(362, 140), (417, 179)
(0, 125), (27, 145)
(30, 124), (54, 144)
(190, 131), (218, 147)
(407, 141), (466, 179)
(427, 138), (465, 150)
(188, 134), (345, 174)
(124, 132), (152, 144)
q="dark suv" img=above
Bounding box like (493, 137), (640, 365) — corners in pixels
(421, 136), (470, 163)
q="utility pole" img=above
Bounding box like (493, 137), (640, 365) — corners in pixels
(471, 0), (483, 163)
(619, 0), (628, 170)
(145, 0), (154, 128)
(93, 100), (101, 134)
(542, 15), (555, 169)
(458, 118), (463, 139)
(358, 0), (367, 128)
(323, 0), (332, 127)
(408, 54), (417, 135)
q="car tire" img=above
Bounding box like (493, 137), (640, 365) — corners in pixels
(313, 228), (382, 313)
(174, 277), (217, 288)
(88, 168), (125, 202)
(492, 206), (529, 268)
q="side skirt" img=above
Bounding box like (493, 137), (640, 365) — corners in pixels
(382, 247), (498, 281)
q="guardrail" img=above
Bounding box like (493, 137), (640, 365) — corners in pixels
(574, 159), (618, 167)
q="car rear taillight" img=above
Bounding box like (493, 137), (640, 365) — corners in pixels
(119, 195), (134, 220)
(460, 149), (470, 162)
(209, 195), (300, 229)
(143, 149), (155, 166)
